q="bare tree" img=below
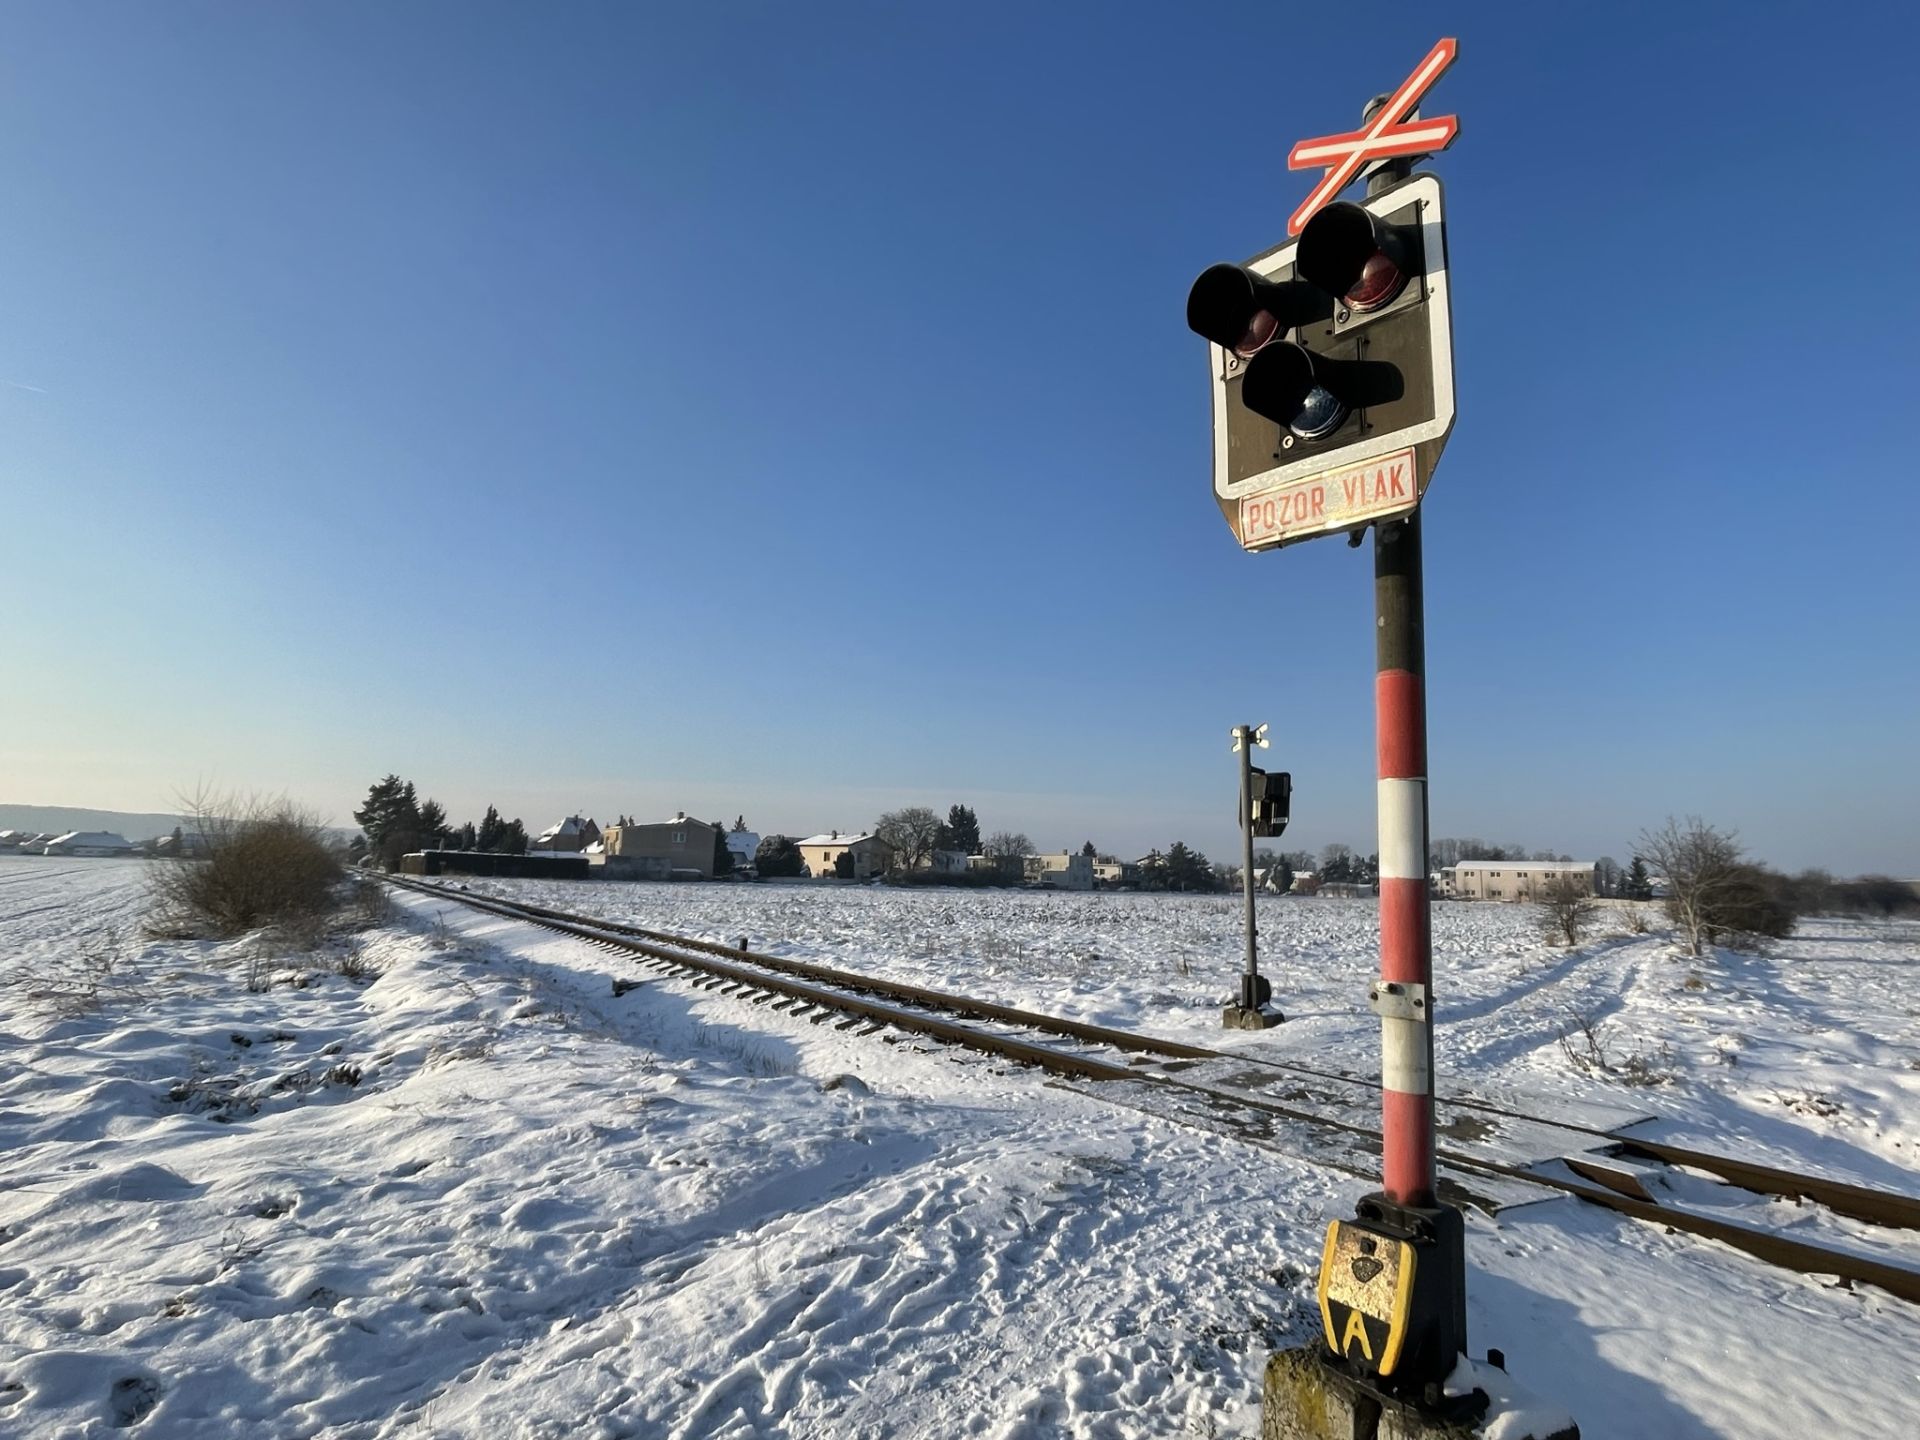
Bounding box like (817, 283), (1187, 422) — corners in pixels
(874, 807), (941, 873)
(1538, 873), (1598, 946)
(1635, 816), (1744, 956)
(1594, 856), (1622, 898)
(983, 831), (1033, 860)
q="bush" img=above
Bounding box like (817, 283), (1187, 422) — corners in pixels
(1833, 875), (1920, 917)
(148, 792), (343, 938)
(754, 835), (804, 878)
(1703, 863), (1799, 944)
(1637, 816), (1797, 954)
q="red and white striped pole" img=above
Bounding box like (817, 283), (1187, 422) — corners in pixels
(1374, 511), (1435, 1207)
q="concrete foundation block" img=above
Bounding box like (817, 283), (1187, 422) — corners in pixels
(1222, 1003), (1285, 1030)
(1262, 1348), (1577, 1440)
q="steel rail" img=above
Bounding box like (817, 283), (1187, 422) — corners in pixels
(1160, 1049), (1920, 1233)
(400, 880), (1216, 1061)
(383, 875), (1920, 1305)
(385, 876), (1138, 1082)
(400, 878), (1920, 1233)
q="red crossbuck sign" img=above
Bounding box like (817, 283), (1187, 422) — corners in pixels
(1285, 38), (1459, 235)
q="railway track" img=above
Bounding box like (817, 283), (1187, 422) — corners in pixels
(383, 874), (1920, 1304)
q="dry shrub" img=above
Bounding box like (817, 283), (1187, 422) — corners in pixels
(351, 881), (396, 930)
(148, 788), (343, 938)
(1555, 1004), (1675, 1086)
(1537, 874), (1598, 946)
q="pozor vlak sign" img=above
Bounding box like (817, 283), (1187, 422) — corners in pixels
(1196, 173), (1455, 552)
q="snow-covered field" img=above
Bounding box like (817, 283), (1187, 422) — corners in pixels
(2, 856), (1916, 1439)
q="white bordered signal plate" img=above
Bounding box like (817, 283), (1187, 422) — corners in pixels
(1207, 173), (1454, 551)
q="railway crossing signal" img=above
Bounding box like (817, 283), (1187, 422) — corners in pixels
(1181, 39), (1570, 1438)
(1188, 175), (1454, 553)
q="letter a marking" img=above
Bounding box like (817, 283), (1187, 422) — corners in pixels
(1341, 1307), (1375, 1362)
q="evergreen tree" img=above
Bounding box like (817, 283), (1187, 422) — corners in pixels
(353, 776), (411, 849)
(497, 819), (529, 856)
(731, 815), (748, 833)
(1080, 840), (1096, 857)
(1625, 856), (1654, 901)
(946, 804), (981, 856)
(1275, 855), (1295, 894)
(417, 799), (448, 847)
(711, 821), (734, 877)
(354, 775), (424, 870)
(1137, 849), (1168, 891)
(755, 835), (803, 878)
(1165, 841), (1213, 892)
(476, 805), (503, 851)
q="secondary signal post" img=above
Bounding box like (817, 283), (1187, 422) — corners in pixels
(1226, 724), (1284, 1029)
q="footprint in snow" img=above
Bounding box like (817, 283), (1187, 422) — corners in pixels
(109, 1375), (160, 1428)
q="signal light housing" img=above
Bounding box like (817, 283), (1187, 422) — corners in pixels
(1297, 202), (1420, 314)
(1250, 768), (1292, 838)
(1190, 173), (1455, 553)
(1187, 264), (1331, 357)
(1242, 343), (1405, 440)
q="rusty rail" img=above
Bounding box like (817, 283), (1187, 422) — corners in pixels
(382, 875), (1920, 1306)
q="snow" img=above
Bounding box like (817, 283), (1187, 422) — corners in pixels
(2, 856), (1916, 1438)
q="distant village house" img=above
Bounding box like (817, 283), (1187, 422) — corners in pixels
(39, 831), (137, 857)
(797, 831), (892, 880)
(603, 813), (716, 879)
(531, 815), (601, 854)
(1024, 852), (1095, 891)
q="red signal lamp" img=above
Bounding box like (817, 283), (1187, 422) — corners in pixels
(1297, 202), (1418, 314)
(1187, 264), (1330, 357)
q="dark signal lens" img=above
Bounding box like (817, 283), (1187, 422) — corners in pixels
(1241, 342), (1350, 440)
(1237, 309), (1280, 358)
(1288, 386), (1348, 440)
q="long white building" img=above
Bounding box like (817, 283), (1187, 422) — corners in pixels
(1442, 860), (1595, 902)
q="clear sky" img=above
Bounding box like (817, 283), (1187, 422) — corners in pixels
(3, 2), (1916, 875)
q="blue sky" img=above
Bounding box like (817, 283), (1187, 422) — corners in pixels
(3, 3), (1915, 874)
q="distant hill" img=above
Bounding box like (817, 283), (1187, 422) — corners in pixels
(1, 804), (359, 845)
(0, 804), (195, 843)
